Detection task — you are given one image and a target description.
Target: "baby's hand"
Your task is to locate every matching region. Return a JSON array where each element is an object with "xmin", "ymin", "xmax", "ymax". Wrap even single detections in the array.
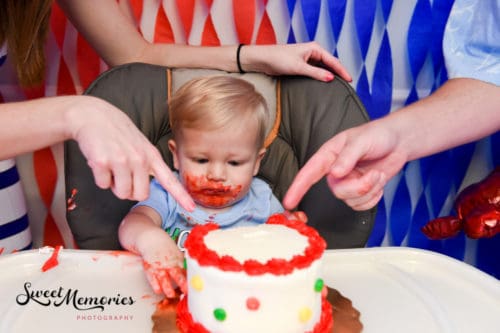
[
  {"xmin": 143, "ymin": 260, "xmax": 186, "ymax": 298},
  {"xmin": 141, "ymin": 241, "xmax": 186, "ymax": 298}
]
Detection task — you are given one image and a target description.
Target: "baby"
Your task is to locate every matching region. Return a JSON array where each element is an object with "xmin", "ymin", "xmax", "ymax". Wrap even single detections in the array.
[{"xmin": 119, "ymin": 76, "xmax": 284, "ymax": 297}]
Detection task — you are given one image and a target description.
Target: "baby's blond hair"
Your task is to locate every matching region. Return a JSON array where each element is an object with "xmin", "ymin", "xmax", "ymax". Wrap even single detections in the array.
[{"xmin": 168, "ymin": 76, "xmax": 269, "ymax": 148}]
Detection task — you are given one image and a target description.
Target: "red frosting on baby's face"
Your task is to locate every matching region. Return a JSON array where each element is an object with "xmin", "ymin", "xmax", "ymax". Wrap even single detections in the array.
[{"xmin": 184, "ymin": 174, "xmax": 242, "ymax": 209}]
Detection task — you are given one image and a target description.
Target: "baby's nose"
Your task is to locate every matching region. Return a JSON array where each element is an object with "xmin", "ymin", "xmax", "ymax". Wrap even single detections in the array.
[{"xmin": 207, "ymin": 164, "xmax": 226, "ymax": 181}]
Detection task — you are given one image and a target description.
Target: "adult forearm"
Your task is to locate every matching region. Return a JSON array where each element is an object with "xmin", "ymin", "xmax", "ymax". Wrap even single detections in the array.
[
  {"xmin": 387, "ymin": 78, "xmax": 500, "ymax": 162},
  {"xmin": 0, "ymin": 97, "xmax": 74, "ymax": 159},
  {"xmin": 57, "ymin": 0, "xmax": 238, "ymax": 70}
]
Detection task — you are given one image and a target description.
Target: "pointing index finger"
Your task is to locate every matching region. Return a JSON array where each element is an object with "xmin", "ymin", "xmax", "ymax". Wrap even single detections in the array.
[
  {"xmin": 283, "ymin": 145, "xmax": 339, "ymax": 209},
  {"xmin": 150, "ymin": 156, "xmax": 195, "ymax": 212}
]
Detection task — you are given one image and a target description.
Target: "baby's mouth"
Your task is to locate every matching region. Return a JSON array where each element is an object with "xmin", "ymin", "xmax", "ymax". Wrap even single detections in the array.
[
  {"xmin": 196, "ymin": 186, "xmax": 231, "ymax": 196},
  {"xmin": 183, "ymin": 175, "xmax": 242, "ymax": 207}
]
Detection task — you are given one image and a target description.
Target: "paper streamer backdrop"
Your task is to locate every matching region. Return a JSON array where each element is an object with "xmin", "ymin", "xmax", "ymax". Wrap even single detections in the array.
[{"xmin": 0, "ymin": 0, "xmax": 497, "ymax": 277}]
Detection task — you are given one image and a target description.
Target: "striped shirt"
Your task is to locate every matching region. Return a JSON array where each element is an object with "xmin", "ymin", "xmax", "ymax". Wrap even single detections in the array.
[{"xmin": 0, "ymin": 44, "xmax": 33, "ymax": 254}]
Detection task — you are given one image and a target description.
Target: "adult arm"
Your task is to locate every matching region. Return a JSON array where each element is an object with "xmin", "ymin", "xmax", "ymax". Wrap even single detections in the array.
[
  {"xmin": 0, "ymin": 96, "xmax": 195, "ymax": 210},
  {"xmin": 283, "ymin": 78, "xmax": 500, "ymax": 211},
  {"xmin": 56, "ymin": 0, "xmax": 351, "ymax": 82}
]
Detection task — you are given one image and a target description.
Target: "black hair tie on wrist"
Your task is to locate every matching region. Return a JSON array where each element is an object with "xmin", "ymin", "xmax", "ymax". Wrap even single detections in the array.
[{"xmin": 236, "ymin": 44, "xmax": 246, "ymax": 74}]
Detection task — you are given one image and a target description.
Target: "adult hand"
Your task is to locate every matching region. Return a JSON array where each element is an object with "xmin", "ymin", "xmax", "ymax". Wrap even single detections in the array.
[
  {"xmin": 68, "ymin": 96, "xmax": 195, "ymax": 210},
  {"xmin": 244, "ymin": 42, "xmax": 352, "ymax": 83},
  {"xmin": 282, "ymin": 120, "xmax": 407, "ymax": 211}
]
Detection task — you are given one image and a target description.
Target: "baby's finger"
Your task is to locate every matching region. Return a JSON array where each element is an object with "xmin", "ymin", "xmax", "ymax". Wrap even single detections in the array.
[
  {"xmin": 159, "ymin": 270, "xmax": 176, "ymax": 298},
  {"xmin": 144, "ymin": 269, "xmax": 162, "ymax": 294},
  {"xmin": 169, "ymin": 267, "xmax": 187, "ymax": 294}
]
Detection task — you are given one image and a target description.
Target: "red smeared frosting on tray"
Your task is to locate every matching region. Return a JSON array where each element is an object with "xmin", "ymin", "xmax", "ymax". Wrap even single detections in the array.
[
  {"xmin": 183, "ymin": 213, "xmax": 326, "ymax": 276},
  {"xmin": 41, "ymin": 245, "xmax": 62, "ymax": 272}
]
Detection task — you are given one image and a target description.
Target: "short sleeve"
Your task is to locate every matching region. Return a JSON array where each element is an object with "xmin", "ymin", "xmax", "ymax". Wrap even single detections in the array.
[
  {"xmin": 133, "ymin": 178, "xmax": 178, "ymax": 229},
  {"xmin": 443, "ymin": 0, "xmax": 500, "ymax": 85}
]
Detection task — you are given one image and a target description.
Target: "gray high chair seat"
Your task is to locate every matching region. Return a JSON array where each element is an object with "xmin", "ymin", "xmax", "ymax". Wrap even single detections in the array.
[{"xmin": 65, "ymin": 63, "xmax": 376, "ymax": 250}]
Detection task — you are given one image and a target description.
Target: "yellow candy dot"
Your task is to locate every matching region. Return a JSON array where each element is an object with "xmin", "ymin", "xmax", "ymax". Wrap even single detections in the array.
[
  {"xmin": 298, "ymin": 307, "xmax": 312, "ymax": 323},
  {"xmin": 190, "ymin": 275, "xmax": 204, "ymax": 291}
]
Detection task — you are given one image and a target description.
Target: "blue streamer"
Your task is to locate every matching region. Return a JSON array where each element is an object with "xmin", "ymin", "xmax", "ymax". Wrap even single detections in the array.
[
  {"xmin": 407, "ymin": 193, "xmax": 433, "ymax": 250},
  {"xmin": 477, "ymin": 237, "xmax": 500, "ymax": 279},
  {"xmin": 371, "ymin": 31, "xmax": 393, "ymax": 120},
  {"xmin": 0, "ymin": 54, "xmax": 6, "ymax": 67},
  {"xmin": 419, "ymin": 151, "xmax": 454, "ymax": 218},
  {"xmin": 449, "ymin": 143, "xmax": 476, "ymax": 196},
  {"xmin": 404, "ymin": 86, "xmax": 419, "ymax": 106},
  {"xmin": 491, "ymin": 132, "xmax": 500, "ymax": 167},
  {"xmin": 327, "ymin": 0, "xmax": 346, "ymax": 42},
  {"xmin": 430, "ymin": 0, "xmax": 454, "ymax": 75},
  {"xmin": 287, "ymin": 27, "xmax": 296, "ymax": 44},
  {"xmin": 367, "ymin": 200, "xmax": 387, "ymax": 247},
  {"xmin": 441, "ymin": 232, "xmax": 466, "ymax": 262},
  {"xmin": 300, "ymin": 0, "xmax": 321, "ymax": 40},
  {"xmin": 389, "ymin": 172, "xmax": 412, "ymax": 246},
  {"xmin": 355, "ymin": 67, "xmax": 372, "ymax": 114},
  {"xmin": 380, "ymin": 0, "xmax": 393, "ymax": 23},
  {"xmin": 286, "ymin": 0, "xmax": 297, "ymax": 18},
  {"xmin": 353, "ymin": 0, "xmax": 376, "ymax": 60},
  {"xmin": 406, "ymin": 0, "xmax": 432, "ymax": 80}
]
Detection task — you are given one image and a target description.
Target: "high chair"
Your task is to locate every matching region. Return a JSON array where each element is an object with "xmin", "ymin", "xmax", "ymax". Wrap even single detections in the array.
[{"xmin": 65, "ymin": 63, "xmax": 376, "ymax": 250}]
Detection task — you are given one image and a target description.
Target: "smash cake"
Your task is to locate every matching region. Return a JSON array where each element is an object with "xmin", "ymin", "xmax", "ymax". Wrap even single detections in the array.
[{"xmin": 176, "ymin": 213, "xmax": 332, "ymax": 333}]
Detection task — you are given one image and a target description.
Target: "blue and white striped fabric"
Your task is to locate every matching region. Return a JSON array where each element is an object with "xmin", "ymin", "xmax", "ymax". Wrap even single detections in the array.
[
  {"xmin": 0, "ymin": 159, "xmax": 32, "ymax": 254},
  {"xmin": 0, "ymin": 44, "xmax": 32, "ymax": 254}
]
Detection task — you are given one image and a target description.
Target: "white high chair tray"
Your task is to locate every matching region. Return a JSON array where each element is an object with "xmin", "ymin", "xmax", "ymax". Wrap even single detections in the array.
[
  {"xmin": 321, "ymin": 247, "xmax": 500, "ymax": 333},
  {"xmin": 0, "ymin": 247, "xmax": 498, "ymax": 333}
]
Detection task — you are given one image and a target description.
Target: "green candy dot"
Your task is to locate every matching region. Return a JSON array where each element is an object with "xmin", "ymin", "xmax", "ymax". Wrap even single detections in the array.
[
  {"xmin": 213, "ymin": 308, "xmax": 227, "ymax": 321},
  {"xmin": 183, "ymin": 258, "xmax": 187, "ymax": 270},
  {"xmin": 314, "ymin": 278, "xmax": 324, "ymax": 292}
]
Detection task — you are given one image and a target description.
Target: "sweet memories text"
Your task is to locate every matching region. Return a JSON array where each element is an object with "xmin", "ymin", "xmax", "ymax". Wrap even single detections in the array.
[{"xmin": 16, "ymin": 282, "xmax": 135, "ymax": 311}]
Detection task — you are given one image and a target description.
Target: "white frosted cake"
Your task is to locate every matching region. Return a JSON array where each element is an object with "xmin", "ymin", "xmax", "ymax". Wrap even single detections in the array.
[{"xmin": 176, "ymin": 213, "xmax": 332, "ymax": 333}]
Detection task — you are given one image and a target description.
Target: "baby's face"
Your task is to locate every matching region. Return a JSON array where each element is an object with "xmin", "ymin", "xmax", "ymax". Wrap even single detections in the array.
[{"xmin": 169, "ymin": 120, "xmax": 264, "ymax": 210}]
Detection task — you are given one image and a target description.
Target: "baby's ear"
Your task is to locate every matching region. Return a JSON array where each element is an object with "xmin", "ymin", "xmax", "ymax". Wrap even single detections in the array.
[
  {"xmin": 253, "ymin": 148, "xmax": 267, "ymax": 176},
  {"xmin": 168, "ymin": 139, "xmax": 180, "ymax": 170}
]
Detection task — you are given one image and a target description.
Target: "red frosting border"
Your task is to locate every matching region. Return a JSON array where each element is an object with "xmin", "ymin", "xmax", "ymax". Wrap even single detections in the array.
[
  {"xmin": 176, "ymin": 294, "xmax": 333, "ymax": 333},
  {"xmin": 183, "ymin": 214, "xmax": 327, "ymax": 276}
]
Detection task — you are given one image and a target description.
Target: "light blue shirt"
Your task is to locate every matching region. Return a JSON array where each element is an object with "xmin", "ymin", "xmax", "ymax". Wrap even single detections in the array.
[
  {"xmin": 443, "ymin": 0, "xmax": 500, "ymax": 85},
  {"xmin": 135, "ymin": 175, "xmax": 283, "ymax": 251}
]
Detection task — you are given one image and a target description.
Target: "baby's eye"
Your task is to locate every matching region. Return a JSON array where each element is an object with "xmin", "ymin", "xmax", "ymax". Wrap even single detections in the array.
[
  {"xmin": 195, "ymin": 158, "xmax": 209, "ymax": 164},
  {"xmin": 228, "ymin": 160, "xmax": 241, "ymax": 166}
]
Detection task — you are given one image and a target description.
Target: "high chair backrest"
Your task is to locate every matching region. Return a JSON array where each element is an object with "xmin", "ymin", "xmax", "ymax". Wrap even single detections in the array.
[{"xmin": 65, "ymin": 63, "xmax": 376, "ymax": 250}]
